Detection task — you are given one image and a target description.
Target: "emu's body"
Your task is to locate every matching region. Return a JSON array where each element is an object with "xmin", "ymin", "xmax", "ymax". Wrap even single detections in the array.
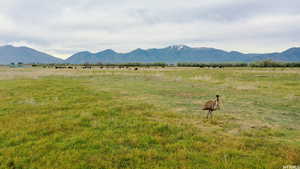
[{"xmin": 203, "ymin": 95, "xmax": 220, "ymax": 119}]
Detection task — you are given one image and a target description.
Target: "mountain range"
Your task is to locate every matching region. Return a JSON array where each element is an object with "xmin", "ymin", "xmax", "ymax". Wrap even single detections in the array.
[
  {"xmin": 0, "ymin": 45, "xmax": 64, "ymax": 64},
  {"xmin": 1, "ymin": 45, "xmax": 300, "ymax": 64}
]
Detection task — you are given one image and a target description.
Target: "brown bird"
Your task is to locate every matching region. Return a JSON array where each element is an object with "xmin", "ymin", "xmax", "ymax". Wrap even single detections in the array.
[{"xmin": 203, "ymin": 95, "xmax": 220, "ymax": 119}]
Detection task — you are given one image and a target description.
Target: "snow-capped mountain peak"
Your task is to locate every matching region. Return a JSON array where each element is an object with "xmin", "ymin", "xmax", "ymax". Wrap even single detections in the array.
[{"xmin": 168, "ymin": 45, "xmax": 189, "ymax": 50}]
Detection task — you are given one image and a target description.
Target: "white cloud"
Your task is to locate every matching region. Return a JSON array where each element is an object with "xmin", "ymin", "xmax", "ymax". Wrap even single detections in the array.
[{"xmin": 0, "ymin": 0, "xmax": 299, "ymax": 58}]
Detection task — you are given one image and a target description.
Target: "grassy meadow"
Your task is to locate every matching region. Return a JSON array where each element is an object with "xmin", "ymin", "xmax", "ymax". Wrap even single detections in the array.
[{"xmin": 0, "ymin": 67, "xmax": 299, "ymax": 169}]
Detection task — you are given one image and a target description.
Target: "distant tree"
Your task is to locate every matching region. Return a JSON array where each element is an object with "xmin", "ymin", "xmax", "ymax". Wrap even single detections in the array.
[
  {"xmin": 83, "ymin": 62, "xmax": 91, "ymax": 66},
  {"xmin": 96, "ymin": 62, "xmax": 103, "ymax": 66}
]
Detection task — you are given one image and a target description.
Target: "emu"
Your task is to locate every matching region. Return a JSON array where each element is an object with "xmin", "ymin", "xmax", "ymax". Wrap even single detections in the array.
[{"xmin": 202, "ymin": 95, "xmax": 220, "ymax": 119}]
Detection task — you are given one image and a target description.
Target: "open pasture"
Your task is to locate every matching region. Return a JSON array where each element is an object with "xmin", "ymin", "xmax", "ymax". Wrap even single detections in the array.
[{"xmin": 0, "ymin": 67, "xmax": 299, "ymax": 169}]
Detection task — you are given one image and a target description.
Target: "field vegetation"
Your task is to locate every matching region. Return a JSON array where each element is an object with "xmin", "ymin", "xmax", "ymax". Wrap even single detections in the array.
[{"xmin": 0, "ymin": 67, "xmax": 299, "ymax": 169}]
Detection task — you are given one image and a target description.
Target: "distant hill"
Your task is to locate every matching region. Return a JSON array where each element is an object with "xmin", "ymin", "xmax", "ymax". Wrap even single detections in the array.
[
  {"xmin": 66, "ymin": 45, "xmax": 300, "ymax": 64},
  {"xmin": 1, "ymin": 45, "xmax": 300, "ymax": 64},
  {"xmin": 0, "ymin": 45, "xmax": 63, "ymax": 64}
]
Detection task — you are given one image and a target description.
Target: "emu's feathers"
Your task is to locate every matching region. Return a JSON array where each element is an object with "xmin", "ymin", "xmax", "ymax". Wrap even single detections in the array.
[{"xmin": 202, "ymin": 99, "xmax": 220, "ymax": 111}]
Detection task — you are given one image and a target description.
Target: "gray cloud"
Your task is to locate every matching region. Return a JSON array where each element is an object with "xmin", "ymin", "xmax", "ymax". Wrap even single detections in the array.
[{"xmin": 0, "ymin": 0, "xmax": 299, "ymax": 58}]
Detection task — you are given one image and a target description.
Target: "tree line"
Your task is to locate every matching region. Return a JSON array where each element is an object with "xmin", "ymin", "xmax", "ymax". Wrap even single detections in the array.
[
  {"xmin": 29, "ymin": 60, "xmax": 300, "ymax": 68},
  {"xmin": 177, "ymin": 60, "xmax": 300, "ymax": 67}
]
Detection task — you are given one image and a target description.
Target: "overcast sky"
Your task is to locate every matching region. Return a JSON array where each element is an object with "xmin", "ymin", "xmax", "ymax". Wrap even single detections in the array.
[{"xmin": 0, "ymin": 0, "xmax": 299, "ymax": 58}]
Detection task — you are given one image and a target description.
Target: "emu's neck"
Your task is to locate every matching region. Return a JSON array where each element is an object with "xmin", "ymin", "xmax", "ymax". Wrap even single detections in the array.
[
  {"xmin": 212, "ymin": 99, "xmax": 219, "ymax": 110},
  {"xmin": 215, "ymin": 98, "xmax": 220, "ymax": 108}
]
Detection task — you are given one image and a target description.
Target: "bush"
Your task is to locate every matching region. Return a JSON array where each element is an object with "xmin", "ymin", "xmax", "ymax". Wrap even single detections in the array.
[{"xmin": 250, "ymin": 60, "xmax": 300, "ymax": 67}]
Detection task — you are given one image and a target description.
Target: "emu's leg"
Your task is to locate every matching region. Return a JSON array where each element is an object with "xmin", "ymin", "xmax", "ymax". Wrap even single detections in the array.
[{"xmin": 206, "ymin": 110, "xmax": 210, "ymax": 119}]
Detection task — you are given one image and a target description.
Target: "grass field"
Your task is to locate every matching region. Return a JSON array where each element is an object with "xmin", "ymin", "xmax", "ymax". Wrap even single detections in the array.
[{"xmin": 0, "ymin": 67, "xmax": 299, "ymax": 169}]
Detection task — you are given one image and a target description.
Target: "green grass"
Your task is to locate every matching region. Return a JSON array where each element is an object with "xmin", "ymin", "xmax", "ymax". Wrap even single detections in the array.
[{"xmin": 0, "ymin": 67, "xmax": 299, "ymax": 169}]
